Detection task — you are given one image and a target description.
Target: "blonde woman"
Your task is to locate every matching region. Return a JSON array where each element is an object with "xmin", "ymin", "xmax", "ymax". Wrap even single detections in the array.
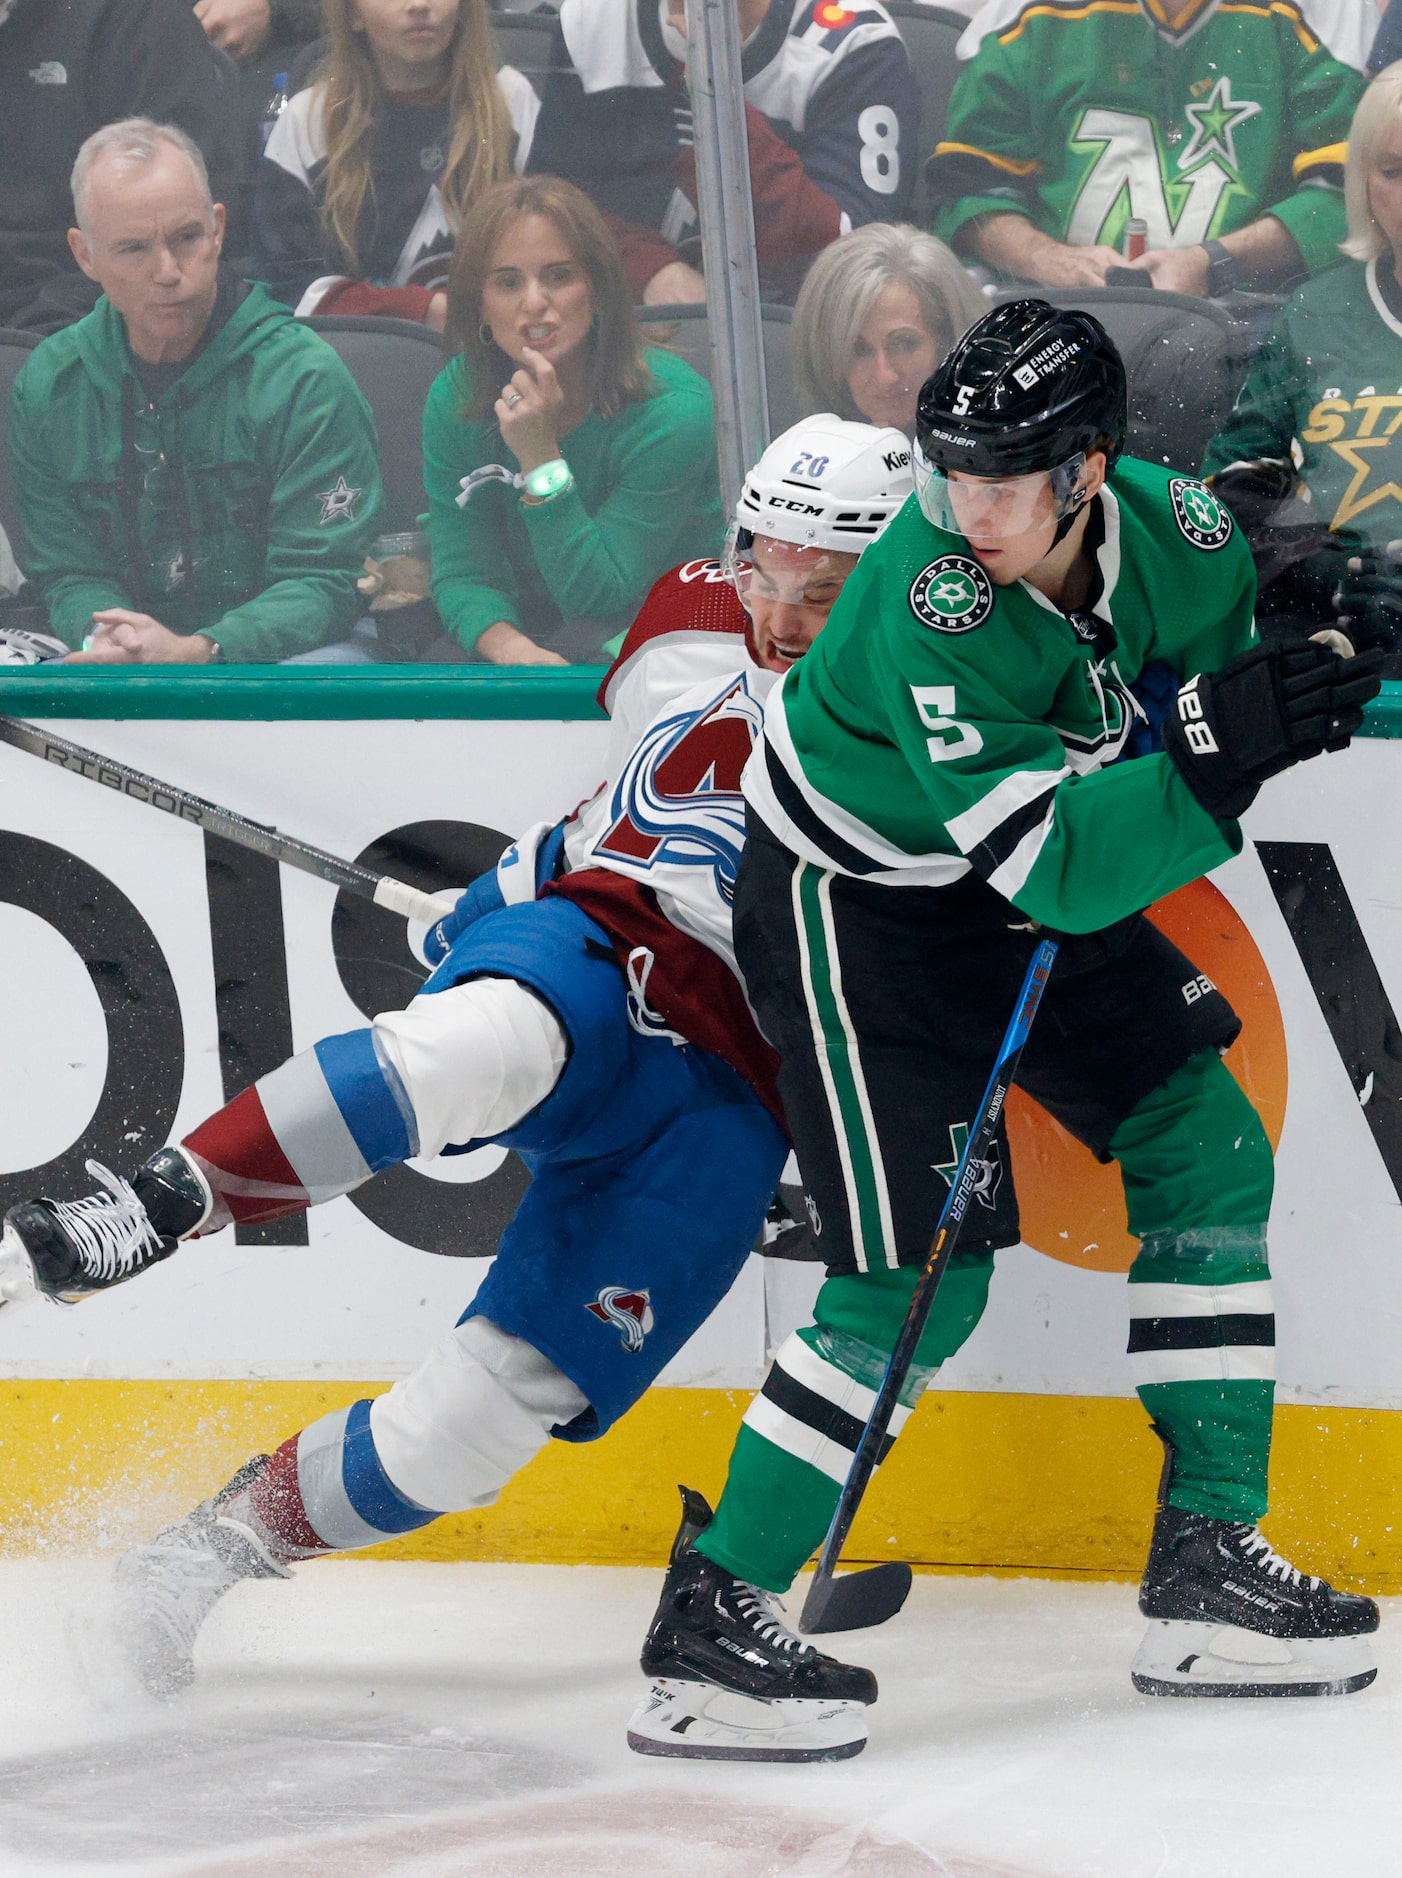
[
  {"xmin": 1203, "ymin": 62, "xmax": 1402, "ymax": 653},
  {"xmin": 424, "ymin": 176, "xmax": 722, "ymax": 664},
  {"xmin": 254, "ymin": 0, "xmax": 538, "ymax": 326},
  {"xmin": 790, "ymin": 223, "xmax": 984, "ymax": 437}
]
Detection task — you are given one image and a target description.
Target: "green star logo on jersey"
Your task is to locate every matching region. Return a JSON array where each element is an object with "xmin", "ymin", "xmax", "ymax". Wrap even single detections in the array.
[
  {"xmin": 933, "ymin": 1121, "xmax": 1003, "ymax": 1210},
  {"xmin": 909, "ymin": 555, "xmax": 994, "ymax": 634},
  {"xmin": 1178, "ymin": 77, "xmax": 1260, "ymax": 176},
  {"xmin": 1169, "ymin": 478, "xmax": 1233, "ymax": 550}
]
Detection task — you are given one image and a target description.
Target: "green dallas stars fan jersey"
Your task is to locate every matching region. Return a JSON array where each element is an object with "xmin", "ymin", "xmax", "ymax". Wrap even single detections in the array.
[
  {"xmin": 1203, "ymin": 257, "xmax": 1402, "ymax": 548},
  {"xmin": 928, "ymin": 0, "xmax": 1362, "ymax": 277},
  {"xmin": 743, "ymin": 457, "xmax": 1257, "ymax": 935}
]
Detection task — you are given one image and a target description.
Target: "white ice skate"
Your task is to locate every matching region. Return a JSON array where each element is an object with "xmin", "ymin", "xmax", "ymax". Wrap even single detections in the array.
[
  {"xmin": 115, "ymin": 1504, "xmax": 289, "ymax": 1698},
  {"xmin": 627, "ymin": 1677, "xmax": 869, "ymax": 1762}
]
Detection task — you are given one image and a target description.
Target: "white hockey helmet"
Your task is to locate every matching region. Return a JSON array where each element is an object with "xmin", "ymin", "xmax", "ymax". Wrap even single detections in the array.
[{"xmin": 730, "ymin": 415, "xmax": 914, "ymax": 557}]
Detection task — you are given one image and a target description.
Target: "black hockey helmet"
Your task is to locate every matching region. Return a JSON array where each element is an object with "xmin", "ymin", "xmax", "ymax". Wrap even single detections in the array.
[{"xmin": 915, "ymin": 299, "xmax": 1128, "ymax": 481}]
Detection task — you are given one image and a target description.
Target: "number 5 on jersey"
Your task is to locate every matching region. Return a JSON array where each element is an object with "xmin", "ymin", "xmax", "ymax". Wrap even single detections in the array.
[{"xmin": 911, "ymin": 686, "xmax": 984, "ymax": 762}]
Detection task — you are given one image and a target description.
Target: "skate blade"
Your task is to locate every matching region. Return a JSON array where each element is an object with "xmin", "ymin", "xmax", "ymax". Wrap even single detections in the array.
[
  {"xmin": 1132, "ymin": 1620, "xmax": 1378, "ymax": 1698},
  {"xmin": 626, "ymin": 1678, "xmax": 868, "ymax": 1762},
  {"xmin": 0, "ymin": 1221, "xmax": 40, "ymax": 1311}
]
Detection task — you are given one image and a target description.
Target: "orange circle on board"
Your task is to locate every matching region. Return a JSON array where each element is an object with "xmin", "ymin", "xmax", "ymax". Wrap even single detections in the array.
[{"xmin": 1007, "ymin": 877, "xmax": 1287, "ymax": 1274}]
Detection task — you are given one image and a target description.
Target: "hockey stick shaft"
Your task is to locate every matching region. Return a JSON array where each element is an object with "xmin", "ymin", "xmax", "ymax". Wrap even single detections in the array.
[
  {"xmin": 800, "ymin": 936, "xmax": 1059, "ymax": 1632},
  {"xmin": 0, "ymin": 715, "xmax": 446, "ymax": 923}
]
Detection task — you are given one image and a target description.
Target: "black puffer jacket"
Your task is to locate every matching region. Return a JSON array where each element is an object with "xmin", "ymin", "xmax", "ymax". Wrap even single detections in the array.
[{"xmin": 0, "ymin": 0, "xmax": 241, "ymax": 331}]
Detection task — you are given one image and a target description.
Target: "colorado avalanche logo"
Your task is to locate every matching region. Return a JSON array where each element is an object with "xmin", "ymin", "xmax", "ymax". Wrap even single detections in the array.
[
  {"xmin": 585, "ymin": 1286, "xmax": 655, "ymax": 1353},
  {"xmin": 596, "ymin": 675, "xmax": 763, "ymax": 904}
]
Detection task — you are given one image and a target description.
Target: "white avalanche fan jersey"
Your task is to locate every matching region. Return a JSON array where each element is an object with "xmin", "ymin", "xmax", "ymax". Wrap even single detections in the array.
[{"xmin": 548, "ymin": 559, "xmax": 783, "ymax": 1111}]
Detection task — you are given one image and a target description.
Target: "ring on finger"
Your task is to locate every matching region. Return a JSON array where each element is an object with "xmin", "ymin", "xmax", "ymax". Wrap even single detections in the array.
[{"xmin": 503, "ymin": 388, "xmax": 523, "ymax": 409}]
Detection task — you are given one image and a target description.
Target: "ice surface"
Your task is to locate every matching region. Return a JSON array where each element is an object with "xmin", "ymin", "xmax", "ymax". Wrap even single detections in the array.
[{"xmin": 0, "ymin": 1558, "xmax": 1395, "ymax": 1877}]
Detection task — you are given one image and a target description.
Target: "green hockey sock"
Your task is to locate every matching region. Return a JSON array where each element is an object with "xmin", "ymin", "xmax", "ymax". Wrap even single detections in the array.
[
  {"xmin": 1111, "ymin": 1049, "xmax": 1276, "ymax": 1523},
  {"xmin": 697, "ymin": 1250, "xmax": 994, "ymax": 1592}
]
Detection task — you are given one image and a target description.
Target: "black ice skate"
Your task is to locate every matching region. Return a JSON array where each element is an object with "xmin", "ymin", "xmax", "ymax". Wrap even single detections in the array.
[
  {"xmin": 115, "ymin": 1457, "xmax": 290, "ymax": 1698},
  {"xmin": 627, "ymin": 1486, "xmax": 877, "ymax": 1762},
  {"xmin": 0, "ymin": 1147, "xmax": 211, "ymax": 1308},
  {"xmin": 1133, "ymin": 1503, "xmax": 1379, "ymax": 1698}
]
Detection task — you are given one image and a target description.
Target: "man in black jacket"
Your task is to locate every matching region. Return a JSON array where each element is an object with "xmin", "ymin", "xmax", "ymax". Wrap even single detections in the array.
[
  {"xmin": 193, "ymin": 0, "xmax": 321, "ymax": 62},
  {"xmin": 0, "ymin": 0, "xmax": 241, "ymax": 332}
]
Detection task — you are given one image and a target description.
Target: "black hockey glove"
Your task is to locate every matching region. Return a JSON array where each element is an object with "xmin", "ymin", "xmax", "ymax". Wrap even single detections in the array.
[
  {"xmin": 1332, "ymin": 542, "xmax": 1402, "ymax": 655},
  {"xmin": 1161, "ymin": 639, "xmax": 1384, "ymax": 822},
  {"xmin": 1208, "ymin": 458, "xmax": 1331, "ymax": 590}
]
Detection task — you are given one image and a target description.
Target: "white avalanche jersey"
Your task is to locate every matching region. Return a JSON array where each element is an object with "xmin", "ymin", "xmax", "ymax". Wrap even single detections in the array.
[{"xmin": 561, "ymin": 558, "xmax": 778, "ymax": 976}]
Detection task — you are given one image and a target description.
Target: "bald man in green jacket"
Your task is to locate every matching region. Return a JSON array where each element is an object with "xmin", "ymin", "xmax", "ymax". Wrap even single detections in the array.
[{"xmin": 9, "ymin": 118, "xmax": 382, "ymax": 666}]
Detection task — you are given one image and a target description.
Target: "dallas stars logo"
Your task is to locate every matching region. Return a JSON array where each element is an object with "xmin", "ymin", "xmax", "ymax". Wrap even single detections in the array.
[
  {"xmin": 909, "ymin": 555, "xmax": 993, "ymax": 634},
  {"xmin": 1306, "ymin": 384, "xmax": 1402, "ymax": 529},
  {"xmin": 933, "ymin": 1122, "xmax": 1003, "ymax": 1211},
  {"xmin": 316, "ymin": 475, "xmax": 362, "ymax": 526},
  {"xmin": 1178, "ymin": 77, "xmax": 1260, "ymax": 176},
  {"xmin": 1169, "ymin": 477, "xmax": 1233, "ymax": 550}
]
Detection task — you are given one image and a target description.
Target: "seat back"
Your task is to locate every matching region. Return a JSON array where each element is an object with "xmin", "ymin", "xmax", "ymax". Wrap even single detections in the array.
[
  {"xmin": 884, "ymin": 0, "xmax": 968, "ymax": 224},
  {"xmin": 490, "ymin": 13, "xmax": 559, "ymax": 85},
  {"xmin": 0, "ymin": 328, "xmax": 43, "ymax": 562},
  {"xmin": 635, "ymin": 302, "xmax": 802, "ymax": 442},
  {"xmin": 304, "ymin": 316, "xmax": 447, "ymax": 534},
  {"xmin": 995, "ymin": 287, "xmax": 1253, "ymax": 473}
]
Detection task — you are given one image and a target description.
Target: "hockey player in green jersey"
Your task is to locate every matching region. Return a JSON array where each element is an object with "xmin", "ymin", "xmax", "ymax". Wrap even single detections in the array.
[
  {"xmin": 928, "ymin": 0, "xmax": 1363, "ymax": 296},
  {"xmin": 627, "ymin": 300, "xmax": 1383, "ymax": 1764}
]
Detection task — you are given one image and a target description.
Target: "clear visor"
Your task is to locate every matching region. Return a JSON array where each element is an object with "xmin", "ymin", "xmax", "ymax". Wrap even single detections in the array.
[
  {"xmin": 721, "ymin": 523, "xmax": 856, "ymax": 610},
  {"xmin": 913, "ymin": 445, "xmax": 1087, "ymax": 543}
]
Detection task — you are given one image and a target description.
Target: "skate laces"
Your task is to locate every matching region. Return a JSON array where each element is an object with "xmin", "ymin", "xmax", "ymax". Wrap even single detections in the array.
[
  {"xmin": 49, "ymin": 1161, "xmax": 163, "ymax": 1282},
  {"xmin": 734, "ymin": 1583, "xmax": 809, "ymax": 1655},
  {"xmin": 1233, "ymin": 1525, "xmax": 1317, "ymax": 1589},
  {"xmin": 123, "ymin": 1530, "xmax": 249, "ymax": 1658}
]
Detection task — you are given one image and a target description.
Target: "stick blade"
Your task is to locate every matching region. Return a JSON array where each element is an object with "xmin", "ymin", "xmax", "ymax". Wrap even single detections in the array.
[{"xmin": 799, "ymin": 1561, "xmax": 913, "ymax": 1635}]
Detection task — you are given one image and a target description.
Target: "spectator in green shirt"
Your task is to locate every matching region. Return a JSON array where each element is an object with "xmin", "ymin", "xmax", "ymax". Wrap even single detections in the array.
[
  {"xmin": 1204, "ymin": 60, "xmax": 1402, "ymax": 658},
  {"xmin": 929, "ymin": 0, "xmax": 1363, "ymax": 297},
  {"xmin": 423, "ymin": 174, "xmax": 723, "ymax": 666}
]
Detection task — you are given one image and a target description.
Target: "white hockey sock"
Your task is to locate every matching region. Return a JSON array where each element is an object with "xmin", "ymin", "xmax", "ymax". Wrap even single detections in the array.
[{"xmin": 368, "ymin": 1315, "xmax": 590, "ymax": 1513}]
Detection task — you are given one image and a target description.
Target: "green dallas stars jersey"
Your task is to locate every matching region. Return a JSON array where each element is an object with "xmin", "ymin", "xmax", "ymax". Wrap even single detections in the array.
[
  {"xmin": 742, "ymin": 457, "xmax": 1257, "ymax": 935},
  {"xmin": 1203, "ymin": 257, "xmax": 1402, "ymax": 548},
  {"xmin": 928, "ymin": 0, "xmax": 1362, "ymax": 277}
]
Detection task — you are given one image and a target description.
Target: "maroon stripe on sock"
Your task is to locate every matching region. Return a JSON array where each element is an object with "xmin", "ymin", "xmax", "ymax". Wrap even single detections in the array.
[
  {"xmin": 249, "ymin": 1435, "xmax": 331, "ymax": 1554},
  {"xmin": 183, "ymin": 1085, "xmax": 310, "ymax": 1226}
]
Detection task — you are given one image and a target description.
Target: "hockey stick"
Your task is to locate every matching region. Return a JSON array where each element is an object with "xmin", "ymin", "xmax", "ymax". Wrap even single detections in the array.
[
  {"xmin": 0, "ymin": 715, "xmax": 450, "ymax": 924},
  {"xmin": 799, "ymin": 935, "xmax": 1060, "ymax": 1636}
]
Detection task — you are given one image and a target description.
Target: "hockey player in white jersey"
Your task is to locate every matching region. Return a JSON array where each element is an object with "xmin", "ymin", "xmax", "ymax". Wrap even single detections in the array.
[{"xmin": 0, "ymin": 417, "xmax": 912, "ymax": 1699}]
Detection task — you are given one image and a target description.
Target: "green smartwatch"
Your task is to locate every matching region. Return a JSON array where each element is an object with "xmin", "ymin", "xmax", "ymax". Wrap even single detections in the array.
[{"xmin": 523, "ymin": 457, "xmax": 573, "ymax": 502}]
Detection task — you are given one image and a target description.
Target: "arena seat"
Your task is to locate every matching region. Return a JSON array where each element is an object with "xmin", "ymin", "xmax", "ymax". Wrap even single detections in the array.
[
  {"xmin": 289, "ymin": 19, "xmax": 556, "ymax": 95},
  {"xmin": 994, "ymin": 286, "xmax": 1255, "ymax": 473},
  {"xmin": 0, "ymin": 328, "xmax": 43, "ymax": 562},
  {"xmin": 635, "ymin": 303, "xmax": 802, "ymax": 441},
  {"xmin": 490, "ymin": 12, "xmax": 560, "ymax": 85},
  {"xmin": 303, "ymin": 315, "xmax": 447, "ymax": 535},
  {"xmin": 884, "ymin": 0, "xmax": 968, "ymax": 225}
]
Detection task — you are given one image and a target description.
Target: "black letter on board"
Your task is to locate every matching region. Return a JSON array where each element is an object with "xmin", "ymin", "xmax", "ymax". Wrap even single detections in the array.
[
  {"xmin": 0, "ymin": 832, "xmax": 182, "ymax": 1209},
  {"xmin": 1256, "ymin": 839, "xmax": 1402, "ymax": 1199},
  {"xmin": 331, "ymin": 820, "xmax": 531, "ymax": 1256},
  {"xmin": 203, "ymin": 831, "xmax": 308, "ymax": 1246}
]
